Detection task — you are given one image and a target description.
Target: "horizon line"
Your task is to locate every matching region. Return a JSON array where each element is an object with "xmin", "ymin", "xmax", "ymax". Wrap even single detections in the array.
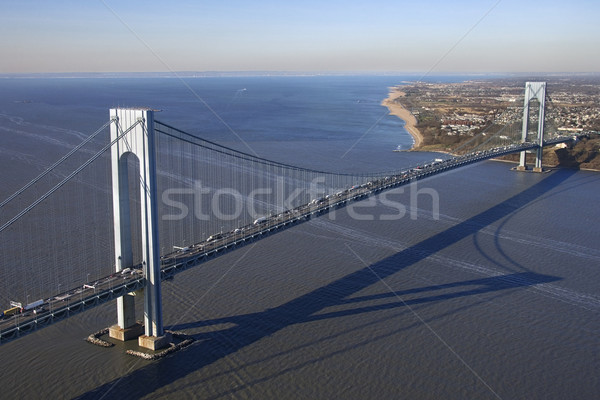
[{"xmin": 2, "ymin": 71, "xmax": 600, "ymax": 79}]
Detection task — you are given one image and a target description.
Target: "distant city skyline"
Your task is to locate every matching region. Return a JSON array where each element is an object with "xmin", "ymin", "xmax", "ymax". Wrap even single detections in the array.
[{"xmin": 1, "ymin": 0, "xmax": 599, "ymax": 74}]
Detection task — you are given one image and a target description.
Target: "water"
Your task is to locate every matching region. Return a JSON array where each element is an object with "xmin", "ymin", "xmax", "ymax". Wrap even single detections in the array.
[{"xmin": 0, "ymin": 77, "xmax": 599, "ymax": 399}]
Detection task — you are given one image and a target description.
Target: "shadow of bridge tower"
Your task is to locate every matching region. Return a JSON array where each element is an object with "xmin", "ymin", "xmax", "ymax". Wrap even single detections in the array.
[{"xmin": 75, "ymin": 155, "xmax": 576, "ymax": 400}]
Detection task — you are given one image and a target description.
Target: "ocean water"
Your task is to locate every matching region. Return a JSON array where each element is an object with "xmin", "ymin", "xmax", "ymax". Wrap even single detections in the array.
[{"xmin": 0, "ymin": 76, "xmax": 599, "ymax": 399}]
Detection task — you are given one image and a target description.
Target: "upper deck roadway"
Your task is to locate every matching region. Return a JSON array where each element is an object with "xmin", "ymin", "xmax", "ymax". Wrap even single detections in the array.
[{"xmin": 0, "ymin": 136, "xmax": 576, "ymax": 343}]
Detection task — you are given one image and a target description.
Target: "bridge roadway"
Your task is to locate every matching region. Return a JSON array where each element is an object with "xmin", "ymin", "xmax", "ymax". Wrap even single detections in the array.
[{"xmin": 0, "ymin": 137, "xmax": 575, "ymax": 343}]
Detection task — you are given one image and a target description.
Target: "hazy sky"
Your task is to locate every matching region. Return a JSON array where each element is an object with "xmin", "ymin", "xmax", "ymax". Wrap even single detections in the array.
[{"xmin": 1, "ymin": 0, "xmax": 599, "ymax": 74}]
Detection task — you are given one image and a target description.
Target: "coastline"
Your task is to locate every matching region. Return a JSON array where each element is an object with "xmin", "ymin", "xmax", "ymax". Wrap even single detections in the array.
[{"xmin": 381, "ymin": 87, "xmax": 423, "ymax": 149}]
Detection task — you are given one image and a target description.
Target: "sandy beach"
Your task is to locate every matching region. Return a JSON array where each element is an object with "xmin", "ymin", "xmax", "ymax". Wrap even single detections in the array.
[{"xmin": 381, "ymin": 87, "xmax": 423, "ymax": 149}]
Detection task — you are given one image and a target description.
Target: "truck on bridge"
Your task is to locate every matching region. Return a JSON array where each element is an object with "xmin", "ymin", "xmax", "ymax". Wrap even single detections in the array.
[{"xmin": 24, "ymin": 299, "xmax": 44, "ymax": 311}]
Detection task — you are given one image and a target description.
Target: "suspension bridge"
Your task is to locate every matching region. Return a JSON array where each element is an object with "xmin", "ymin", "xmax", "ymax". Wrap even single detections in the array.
[{"xmin": 0, "ymin": 82, "xmax": 579, "ymax": 347}]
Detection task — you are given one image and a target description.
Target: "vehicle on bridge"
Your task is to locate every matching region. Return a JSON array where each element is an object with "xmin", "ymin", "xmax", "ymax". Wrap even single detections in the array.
[
  {"xmin": 2, "ymin": 306, "xmax": 21, "ymax": 318},
  {"xmin": 207, "ymin": 233, "xmax": 227, "ymax": 242},
  {"xmin": 24, "ymin": 299, "xmax": 43, "ymax": 312}
]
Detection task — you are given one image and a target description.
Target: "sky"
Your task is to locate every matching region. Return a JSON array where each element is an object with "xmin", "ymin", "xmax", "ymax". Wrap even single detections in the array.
[{"xmin": 1, "ymin": 0, "xmax": 599, "ymax": 74}]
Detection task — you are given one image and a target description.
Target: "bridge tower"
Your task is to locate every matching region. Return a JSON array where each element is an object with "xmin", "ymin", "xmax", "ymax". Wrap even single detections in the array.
[
  {"xmin": 518, "ymin": 82, "xmax": 546, "ymax": 172},
  {"xmin": 108, "ymin": 108, "xmax": 170, "ymax": 350}
]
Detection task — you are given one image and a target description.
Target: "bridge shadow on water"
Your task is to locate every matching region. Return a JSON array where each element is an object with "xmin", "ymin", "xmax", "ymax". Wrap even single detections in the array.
[{"xmin": 76, "ymin": 168, "xmax": 576, "ymax": 400}]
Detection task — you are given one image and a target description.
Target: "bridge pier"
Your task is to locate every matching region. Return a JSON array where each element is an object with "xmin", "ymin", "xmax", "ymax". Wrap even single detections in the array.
[
  {"xmin": 109, "ymin": 108, "xmax": 169, "ymax": 350},
  {"xmin": 518, "ymin": 82, "xmax": 546, "ymax": 172},
  {"xmin": 109, "ymin": 295, "xmax": 143, "ymax": 341}
]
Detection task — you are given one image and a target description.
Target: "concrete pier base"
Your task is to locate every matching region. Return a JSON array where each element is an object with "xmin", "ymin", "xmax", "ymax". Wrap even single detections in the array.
[
  {"xmin": 516, "ymin": 165, "xmax": 528, "ymax": 171},
  {"xmin": 109, "ymin": 323, "xmax": 144, "ymax": 341},
  {"xmin": 533, "ymin": 167, "xmax": 543, "ymax": 173},
  {"xmin": 139, "ymin": 332, "xmax": 172, "ymax": 351}
]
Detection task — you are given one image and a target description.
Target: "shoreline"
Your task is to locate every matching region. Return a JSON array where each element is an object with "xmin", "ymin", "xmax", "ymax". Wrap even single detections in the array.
[{"xmin": 381, "ymin": 87, "xmax": 423, "ymax": 149}]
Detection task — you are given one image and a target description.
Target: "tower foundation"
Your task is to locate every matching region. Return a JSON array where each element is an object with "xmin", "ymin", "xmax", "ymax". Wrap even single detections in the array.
[
  {"xmin": 138, "ymin": 332, "xmax": 173, "ymax": 351},
  {"xmin": 109, "ymin": 323, "xmax": 144, "ymax": 341}
]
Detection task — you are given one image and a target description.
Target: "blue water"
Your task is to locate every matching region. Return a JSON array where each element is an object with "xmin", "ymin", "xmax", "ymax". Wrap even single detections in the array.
[
  {"xmin": 0, "ymin": 76, "xmax": 598, "ymax": 400},
  {"xmin": 0, "ymin": 75, "xmax": 443, "ymax": 173},
  {"xmin": 1, "ymin": 76, "xmax": 412, "ymax": 143}
]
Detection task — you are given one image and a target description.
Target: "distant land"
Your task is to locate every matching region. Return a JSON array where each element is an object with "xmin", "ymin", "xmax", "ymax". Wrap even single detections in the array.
[
  {"xmin": 384, "ymin": 77, "xmax": 600, "ymax": 170},
  {"xmin": 2, "ymin": 71, "xmax": 600, "ymax": 79}
]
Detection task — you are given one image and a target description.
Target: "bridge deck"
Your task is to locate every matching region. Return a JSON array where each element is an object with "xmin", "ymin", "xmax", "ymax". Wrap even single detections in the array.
[{"xmin": 0, "ymin": 136, "xmax": 575, "ymax": 343}]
